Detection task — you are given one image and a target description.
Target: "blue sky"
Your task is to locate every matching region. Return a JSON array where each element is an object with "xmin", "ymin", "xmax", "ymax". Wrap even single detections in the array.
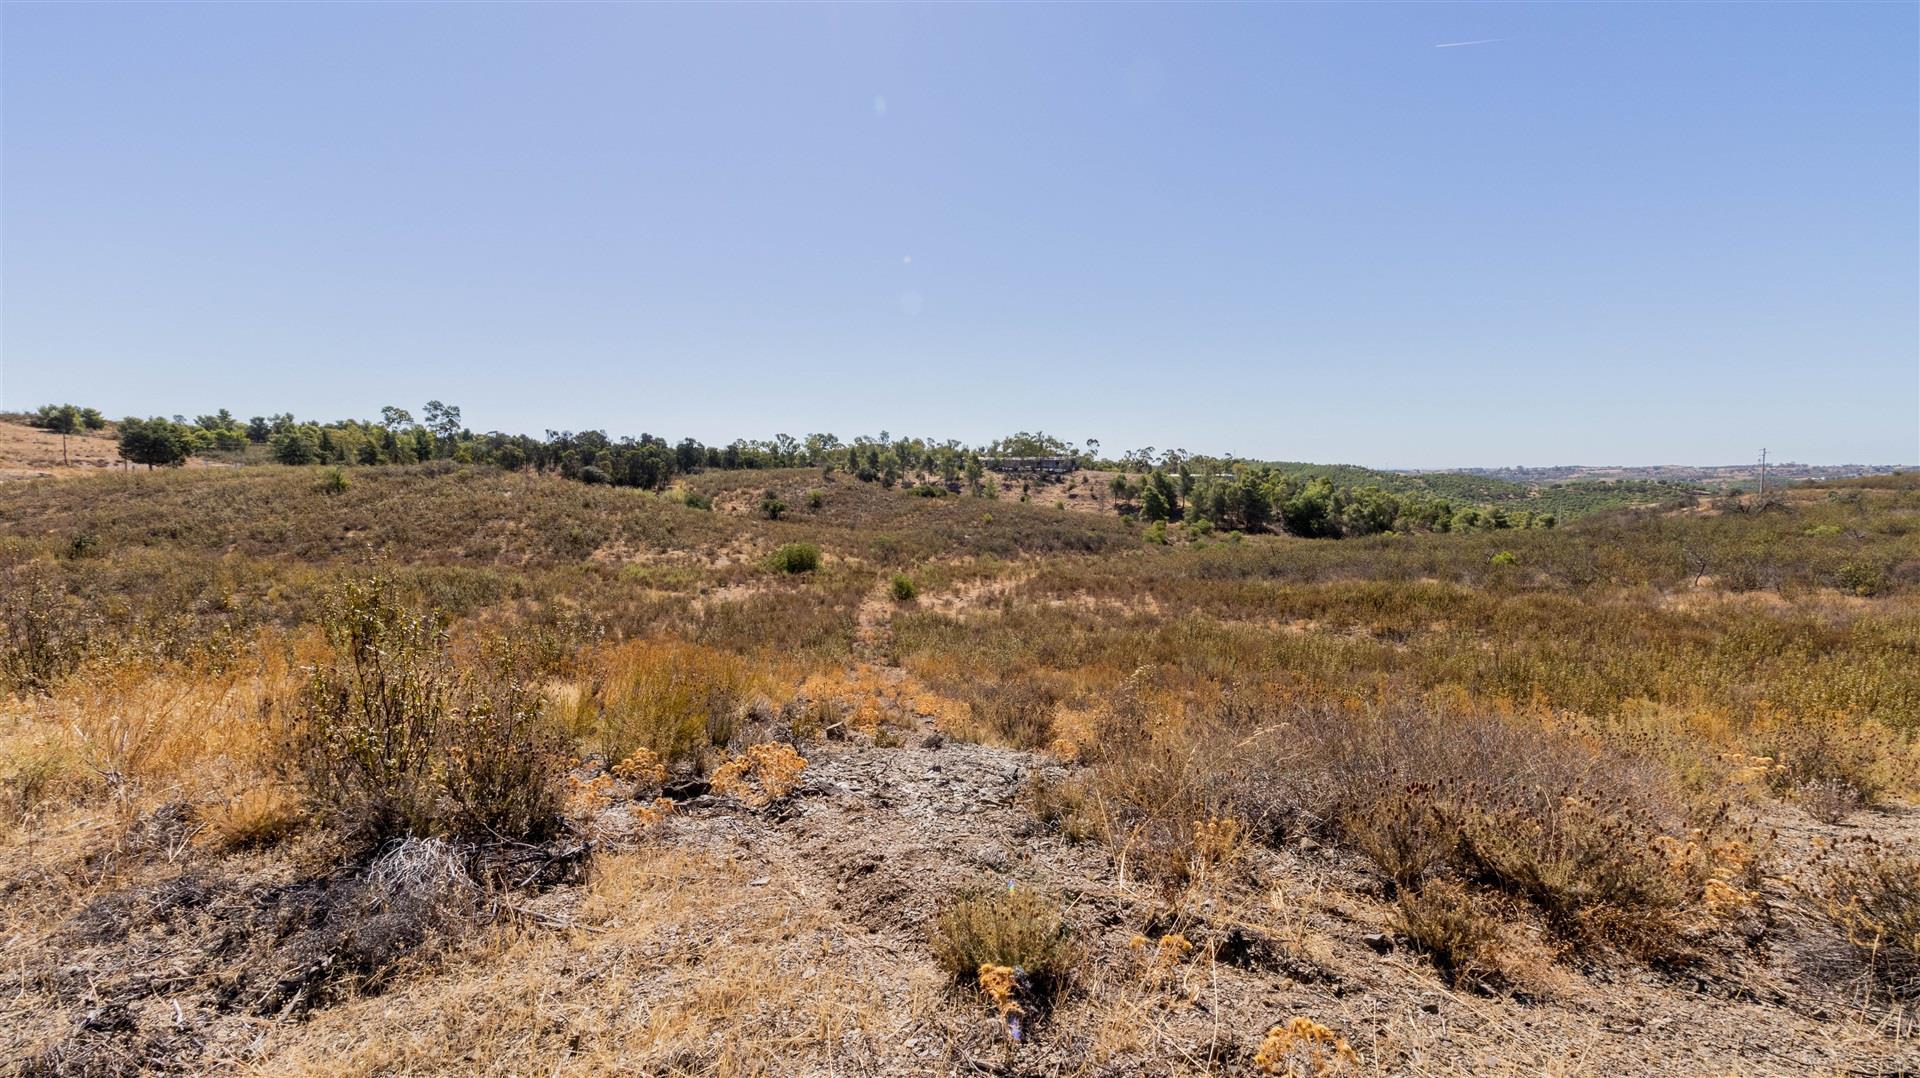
[{"xmin": 3, "ymin": 3, "xmax": 1914, "ymax": 466}]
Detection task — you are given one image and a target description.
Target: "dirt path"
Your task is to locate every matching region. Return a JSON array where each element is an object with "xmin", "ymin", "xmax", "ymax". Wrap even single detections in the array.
[{"xmin": 852, "ymin": 582, "xmax": 896, "ymax": 666}]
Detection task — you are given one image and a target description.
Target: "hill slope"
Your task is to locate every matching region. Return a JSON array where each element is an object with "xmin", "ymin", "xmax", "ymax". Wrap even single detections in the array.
[{"xmin": 1, "ymin": 465, "xmax": 1916, "ymax": 1074}]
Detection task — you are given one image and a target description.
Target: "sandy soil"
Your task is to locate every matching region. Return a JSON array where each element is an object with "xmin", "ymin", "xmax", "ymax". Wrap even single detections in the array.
[{"xmin": 0, "ymin": 421, "xmax": 231, "ymax": 482}]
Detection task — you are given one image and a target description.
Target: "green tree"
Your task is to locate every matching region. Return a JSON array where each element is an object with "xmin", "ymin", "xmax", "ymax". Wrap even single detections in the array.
[
  {"xmin": 271, "ymin": 425, "xmax": 323, "ymax": 465},
  {"xmin": 1140, "ymin": 479, "xmax": 1170, "ymax": 522},
  {"xmin": 1141, "ymin": 470, "xmax": 1178, "ymax": 522},
  {"xmin": 40, "ymin": 404, "xmax": 80, "ymax": 465},
  {"xmin": 422, "ymin": 400, "xmax": 463, "ymax": 448},
  {"xmin": 117, "ymin": 417, "xmax": 195, "ymax": 469}
]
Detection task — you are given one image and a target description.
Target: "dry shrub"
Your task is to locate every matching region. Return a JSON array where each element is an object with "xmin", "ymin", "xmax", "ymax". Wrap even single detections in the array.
[
  {"xmin": 1453, "ymin": 790, "xmax": 1708, "ymax": 954},
  {"xmin": 1078, "ymin": 693, "xmax": 1749, "ymax": 959},
  {"xmin": 610, "ymin": 746, "xmax": 668, "ymax": 789},
  {"xmin": 1022, "ymin": 771, "xmax": 1100, "ymax": 842},
  {"xmin": 1127, "ymin": 931, "xmax": 1196, "ymax": 980},
  {"xmin": 200, "ymin": 782, "xmax": 303, "ymax": 849},
  {"xmin": 795, "ymin": 663, "xmax": 938, "ymax": 738},
  {"xmin": 1392, "ymin": 880, "xmax": 1506, "ymax": 988},
  {"xmin": 1797, "ymin": 779, "xmax": 1863, "ymax": 825},
  {"xmin": 284, "ymin": 576, "xmax": 569, "ymax": 847},
  {"xmin": 1753, "ymin": 714, "xmax": 1897, "ymax": 811},
  {"xmin": 558, "ymin": 639, "xmax": 760, "ymax": 772},
  {"xmin": 0, "ymin": 564, "xmax": 97, "ymax": 695},
  {"xmin": 1190, "ymin": 815, "xmax": 1248, "ymax": 876},
  {"xmin": 968, "ymin": 676, "xmax": 1061, "ymax": 750},
  {"xmin": 1252, "ymin": 1016, "xmax": 1358, "ymax": 1074},
  {"xmin": 1312, "ymin": 707, "xmax": 1752, "ymax": 957},
  {"xmin": 1099, "ymin": 759, "xmax": 1247, "ymax": 890},
  {"xmin": 1347, "ymin": 779, "xmax": 1716, "ymax": 958},
  {"xmin": 1801, "ymin": 838, "xmax": 1920, "ymax": 998},
  {"xmin": 709, "ymin": 742, "xmax": 807, "ymax": 806},
  {"xmin": 930, "ymin": 884, "xmax": 1076, "ymax": 999},
  {"xmin": 1343, "ymin": 788, "xmax": 1459, "ymax": 892}
]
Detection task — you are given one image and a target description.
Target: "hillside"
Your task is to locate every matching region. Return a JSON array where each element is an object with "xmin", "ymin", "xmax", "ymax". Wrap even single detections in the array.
[
  {"xmin": 1, "ymin": 464, "xmax": 1917, "ymax": 1075},
  {"xmin": 0, "ymin": 420, "xmax": 236, "ymax": 483}
]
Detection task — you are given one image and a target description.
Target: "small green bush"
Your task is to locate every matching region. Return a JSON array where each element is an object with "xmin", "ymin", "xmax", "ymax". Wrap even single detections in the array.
[
  {"xmin": 768, "ymin": 542, "xmax": 820, "ymax": 574},
  {"xmin": 1490, "ymin": 550, "xmax": 1518, "ymax": 566},
  {"xmin": 1838, "ymin": 561, "xmax": 1888, "ymax": 596},
  {"xmin": 317, "ymin": 467, "xmax": 351, "ymax": 495},
  {"xmin": 759, "ymin": 490, "xmax": 787, "ymax": 520},
  {"xmin": 806, "ymin": 489, "xmax": 825, "ymax": 510},
  {"xmin": 889, "ymin": 573, "xmax": 918, "ymax": 602}
]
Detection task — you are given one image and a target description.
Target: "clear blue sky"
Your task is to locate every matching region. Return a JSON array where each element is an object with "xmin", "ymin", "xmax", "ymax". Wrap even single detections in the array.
[{"xmin": 3, "ymin": 3, "xmax": 1915, "ymax": 467}]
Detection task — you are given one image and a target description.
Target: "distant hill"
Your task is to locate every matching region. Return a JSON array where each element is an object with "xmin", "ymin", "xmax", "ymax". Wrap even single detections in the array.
[
  {"xmin": 1432, "ymin": 462, "xmax": 1909, "ymax": 487},
  {"xmin": 1254, "ymin": 460, "xmax": 1701, "ymax": 519}
]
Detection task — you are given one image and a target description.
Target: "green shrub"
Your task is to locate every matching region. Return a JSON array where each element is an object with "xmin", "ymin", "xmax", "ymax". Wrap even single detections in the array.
[
  {"xmin": 317, "ymin": 467, "xmax": 351, "ymax": 495},
  {"xmin": 759, "ymin": 490, "xmax": 787, "ymax": 520},
  {"xmin": 806, "ymin": 489, "xmax": 825, "ymax": 510},
  {"xmin": 889, "ymin": 573, "xmax": 918, "ymax": 602},
  {"xmin": 767, "ymin": 542, "xmax": 820, "ymax": 574},
  {"xmin": 1838, "ymin": 561, "xmax": 1889, "ymax": 596},
  {"xmin": 1490, "ymin": 550, "xmax": 1518, "ymax": 566}
]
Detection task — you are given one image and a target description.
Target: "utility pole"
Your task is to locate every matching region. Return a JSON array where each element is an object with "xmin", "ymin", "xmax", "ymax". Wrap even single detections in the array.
[{"xmin": 1758, "ymin": 448, "xmax": 1768, "ymax": 495}]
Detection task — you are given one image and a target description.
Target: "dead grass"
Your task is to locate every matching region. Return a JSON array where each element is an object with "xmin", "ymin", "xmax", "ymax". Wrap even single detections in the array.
[
  {"xmin": 247, "ymin": 848, "xmax": 944, "ymax": 1076},
  {"xmin": 0, "ymin": 462, "xmax": 1915, "ymax": 1074}
]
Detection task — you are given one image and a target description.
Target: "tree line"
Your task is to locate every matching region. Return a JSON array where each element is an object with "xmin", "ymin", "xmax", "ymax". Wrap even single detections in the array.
[
  {"xmin": 23, "ymin": 402, "xmax": 1549, "ymax": 537},
  {"xmin": 1109, "ymin": 468, "xmax": 1553, "ymax": 538}
]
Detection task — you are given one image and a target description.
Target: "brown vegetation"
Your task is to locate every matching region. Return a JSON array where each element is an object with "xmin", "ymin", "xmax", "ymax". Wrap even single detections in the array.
[{"xmin": 1, "ymin": 462, "xmax": 1916, "ymax": 1073}]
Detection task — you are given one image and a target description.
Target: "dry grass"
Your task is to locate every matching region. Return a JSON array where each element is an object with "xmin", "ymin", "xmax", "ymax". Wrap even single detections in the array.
[
  {"xmin": 0, "ymin": 463, "xmax": 1915, "ymax": 1074},
  {"xmin": 1801, "ymin": 837, "xmax": 1920, "ymax": 999},
  {"xmin": 246, "ymin": 848, "xmax": 945, "ymax": 1076},
  {"xmin": 549, "ymin": 638, "xmax": 775, "ymax": 772}
]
